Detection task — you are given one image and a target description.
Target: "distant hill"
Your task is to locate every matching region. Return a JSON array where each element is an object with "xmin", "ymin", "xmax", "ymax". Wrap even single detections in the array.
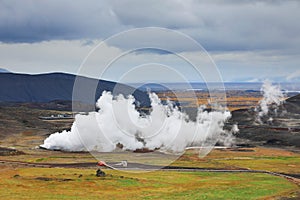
[
  {"xmin": 0, "ymin": 72, "xmax": 150, "ymax": 109},
  {"xmin": 284, "ymin": 93, "xmax": 300, "ymax": 114}
]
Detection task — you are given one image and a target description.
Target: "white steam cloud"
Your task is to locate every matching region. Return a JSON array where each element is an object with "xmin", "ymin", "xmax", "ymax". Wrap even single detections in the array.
[
  {"xmin": 256, "ymin": 80, "xmax": 285, "ymax": 122},
  {"xmin": 41, "ymin": 91, "xmax": 233, "ymax": 153}
]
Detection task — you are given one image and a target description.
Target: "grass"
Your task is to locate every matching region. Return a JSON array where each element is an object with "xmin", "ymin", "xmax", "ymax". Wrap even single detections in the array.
[
  {"xmin": 0, "ymin": 147, "xmax": 299, "ymax": 199},
  {"xmin": 0, "ymin": 167, "xmax": 298, "ymax": 199},
  {"xmin": 172, "ymin": 147, "xmax": 300, "ymax": 174},
  {"xmin": 3, "ymin": 147, "xmax": 299, "ymax": 174}
]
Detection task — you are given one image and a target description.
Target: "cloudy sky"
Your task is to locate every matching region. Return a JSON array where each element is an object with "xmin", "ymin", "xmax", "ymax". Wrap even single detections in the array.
[{"xmin": 0, "ymin": 0, "xmax": 299, "ymax": 82}]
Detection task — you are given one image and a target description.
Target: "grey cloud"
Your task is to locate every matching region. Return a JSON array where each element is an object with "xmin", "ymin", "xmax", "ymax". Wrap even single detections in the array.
[
  {"xmin": 0, "ymin": 0, "xmax": 126, "ymax": 42},
  {"xmin": 110, "ymin": 0, "xmax": 300, "ymax": 52},
  {"xmin": 0, "ymin": 0, "xmax": 299, "ymax": 52}
]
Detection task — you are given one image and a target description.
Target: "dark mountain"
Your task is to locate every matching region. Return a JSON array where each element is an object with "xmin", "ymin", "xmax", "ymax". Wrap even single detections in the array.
[
  {"xmin": 284, "ymin": 94, "xmax": 300, "ymax": 114},
  {"xmin": 0, "ymin": 72, "xmax": 150, "ymax": 110}
]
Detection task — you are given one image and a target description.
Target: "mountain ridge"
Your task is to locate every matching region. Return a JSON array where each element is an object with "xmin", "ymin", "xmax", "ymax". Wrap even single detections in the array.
[{"xmin": 0, "ymin": 72, "xmax": 150, "ymax": 107}]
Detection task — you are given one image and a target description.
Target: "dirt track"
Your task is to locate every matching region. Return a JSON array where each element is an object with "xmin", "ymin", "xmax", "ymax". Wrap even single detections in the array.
[{"xmin": 1, "ymin": 159, "xmax": 299, "ymax": 185}]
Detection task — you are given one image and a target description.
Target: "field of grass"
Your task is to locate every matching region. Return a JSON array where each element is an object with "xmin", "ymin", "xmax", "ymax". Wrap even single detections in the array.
[
  {"xmin": 0, "ymin": 147, "xmax": 299, "ymax": 199},
  {"xmin": 1, "ymin": 147, "xmax": 299, "ymax": 174},
  {"xmin": 2, "ymin": 147, "xmax": 299, "ymax": 174},
  {"xmin": 173, "ymin": 148, "xmax": 300, "ymax": 174},
  {"xmin": 0, "ymin": 167, "xmax": 298, "ymax": 200}
]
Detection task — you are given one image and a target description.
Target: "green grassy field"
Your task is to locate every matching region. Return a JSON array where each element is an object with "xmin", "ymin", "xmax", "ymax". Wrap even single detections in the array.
[
  {"xmin": 173, "ymin": 148, "xmax": 300, "ymax": 174},
  {"xmin": 0, "ymin": 167, "xmax": 298, "ymax": 200},
  {"xmin": 3, "ymin": 147, "xmax": 299, "ymax": 174},
  {"xmin": 0, "ymin": 147, "xmax": 299, "ymax": 199}
]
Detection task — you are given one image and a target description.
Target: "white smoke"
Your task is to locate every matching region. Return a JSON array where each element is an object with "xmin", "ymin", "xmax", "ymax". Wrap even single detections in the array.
[
  {"xmin": 41, "ymin": 91, "xmax": 233, "ymax": 153},
  {"xmin": 217, "ymin": 124, "xmax": 239, "ymax": 147},
  {"xmin": 256, "ymin": 80, "xmax": 285, "ymax": 122}
]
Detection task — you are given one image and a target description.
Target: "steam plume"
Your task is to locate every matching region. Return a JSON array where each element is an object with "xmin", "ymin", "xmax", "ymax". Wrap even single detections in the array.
[
  {"xmin": 256, "ymin": 80, "xmax": 285, "ymax": 123},
  {"xmin": 41, "ymin": 91, "xmax": 232, "ymax": 153}
]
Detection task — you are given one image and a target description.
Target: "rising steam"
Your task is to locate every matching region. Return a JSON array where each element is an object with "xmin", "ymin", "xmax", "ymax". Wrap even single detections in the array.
[
  {"xmin": 256, "ymin": 80, "xmax": 285, "ymax": 123},
  {"xmin": 41, "ymin": 91, "xmax": 233, "ymax": 153}
]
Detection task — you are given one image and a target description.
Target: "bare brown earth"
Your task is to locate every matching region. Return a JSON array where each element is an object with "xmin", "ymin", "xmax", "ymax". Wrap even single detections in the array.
[
  {"xmin": 156, "ymin": 90, "xmax": 263, "ymax": 111},
  {"xmin": 0, "ymin": 105, "xmax": 73, "ymax": 140}
]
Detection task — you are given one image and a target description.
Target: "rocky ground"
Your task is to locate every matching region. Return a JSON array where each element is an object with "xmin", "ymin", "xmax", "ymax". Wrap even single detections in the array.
[{"xmin": 229, "ymin": 94, "xmax": 300, "ymax": 149}]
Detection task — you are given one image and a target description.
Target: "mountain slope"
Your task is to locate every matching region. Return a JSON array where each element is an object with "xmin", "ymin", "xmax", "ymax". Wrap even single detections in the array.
[
  {"xmin": 230, "ymin": 94, "xmax": 300, "ymax": 148},
  {"xmin": 0, "ymin": 72, "xmax": 150, "ymax": 107}
]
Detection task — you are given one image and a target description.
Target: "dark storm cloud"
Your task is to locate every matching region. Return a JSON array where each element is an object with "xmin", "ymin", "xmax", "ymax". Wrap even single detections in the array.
[
  {"xmin": 0, "ymin": 0, "xmax": 126, "ymax": 42},
  {"xmin": 0, "ymin": 0, "xmax": 299, "ymax": 52}
]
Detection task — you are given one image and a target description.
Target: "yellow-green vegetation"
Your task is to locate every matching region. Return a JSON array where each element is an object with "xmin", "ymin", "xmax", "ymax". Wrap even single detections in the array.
[
  {"xmin": 0, "ymin": 167, "xmax": 298, "ymax": 200},
  {"xmin": 1, "ymin": 147, "xmax": 299, "ymax": 174},
  {"xmin": 3, "ymin": 147, "xmax": 299, "ymax": 174},
  {"xmin": 173, "ymin": 148, "xmax": 300, "ymax": 174},
  {"xmin": 0, "ymin": 147, "xmax": 299, "ymax": 199}
]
